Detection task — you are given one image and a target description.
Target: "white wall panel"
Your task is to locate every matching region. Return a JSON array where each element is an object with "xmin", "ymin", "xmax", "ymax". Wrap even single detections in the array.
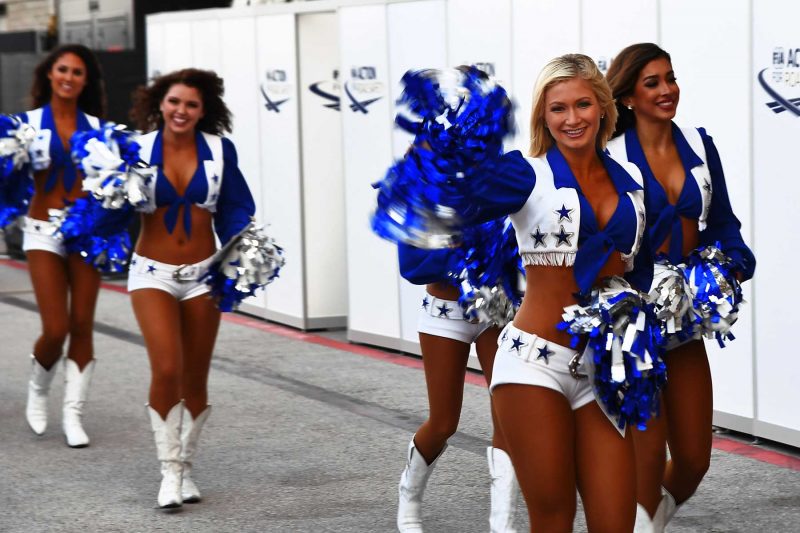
[
  {"xmin": 191, "ymin": 19, "xmax": 222, "ymax": 73},
  {"xmin": 297, "ymin": 12, "xmax": 348, "ymax": 323},
  {"xmin": 219, "ymin": 17, "xmax": 264, "ymax": 311},
  {"xmin": 339, "ymin": 5, "xmax": 400, "ymax": 340},
  {"xmin": 510, "ymin": 0, "xmax": 580, "ymax": 153},
  {"xmin": 254, "ymin": 13, "xmax": 305, "ymax": 321},
  {"xmin": 447, "ymin": 0, "xmax": 512, "ymax": 85},
  {"xmin": 162, "ymin": 21, "xmax": 193, "ymax": 73},
  {"xmin": 388, "ymin": 0, "xmax": 448, "ymax": 347},
  {"xmin": 752, "ymin": 0, "xmax": 800, "ymax": 444},
  {"xmin": 145, "ymin": 21, "xmax": 164, "ymax": 80},
  {"xmin": 661, "ymin": 0, "xmax": 755, "ymax": 426},
  {"xmin": 581, "ymin": 0, "xmax": 658, "ymax": 74}
]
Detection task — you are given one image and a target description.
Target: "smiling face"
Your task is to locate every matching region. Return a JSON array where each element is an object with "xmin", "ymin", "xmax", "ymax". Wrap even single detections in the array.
[
  {"xmin": 47, "ymin": 52, "xmax": 87, "ymax": 102},
  {"xmin": 159, "ymin": 83, "xmax": 204, "ymax": 136},
  {"xmin": 542, "ymin": 77, "xmax": 602, "ymax": 155},
  {"xmin": 625, "ymin": 57, "xmax": 679, "ymax": 123}
]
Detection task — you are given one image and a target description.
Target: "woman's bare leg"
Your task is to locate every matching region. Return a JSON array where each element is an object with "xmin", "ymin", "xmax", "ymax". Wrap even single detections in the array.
[
  {"xmin": 493, "ymin": 384, "xmax": 576, "ymax": 532},
  {"xmin": 27, "ymin": 250, "xmax": 70, "ymax": 368},
  {"xmin": 131, "ymin": 289, "xmax": 183, "ymax": 418},
  {"xmin": 413, "ymin": 333, "xmax": 471, "ymax": 463},
  {"xmin": 474, "ymin": 327, "xmax": 506, "ymax": 449},
  {"xmin": 575, "ymin": 401, "xmax": 637, "ymax": 533},
  {"xmin": 662, "ymin": 340, "xmax": 713, "ymax": 504},
  {"xmin": 179, "ymin": 294, "xmax": 221, "ymax": 418},
  {"xmin": 65, "ymin": 254, "xmax": 101, "ymax": 369},
  {"xmin": 631, "ymin": 396, "xmax": 668, "ymax": 516}
]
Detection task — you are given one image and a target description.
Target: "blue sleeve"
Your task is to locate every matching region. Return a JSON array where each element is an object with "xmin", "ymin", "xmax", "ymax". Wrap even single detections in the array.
[
  {"xmin": 214, "ymin": 137, "xmax": 256, "ymax": 245},
  {"xmin": 397, "ymin": 243, "xmax": 459, "ymax": 285},
  {"xmin": 17, "ymin": 112, "xmax": 29, "ymax": 124},
  {"xmin": 696, "ymin": 130, "xmax": 756, "ymax": 280},
  {"xmin": 416, "ymin": 148, "xmax": 535, "ymax": 224}
]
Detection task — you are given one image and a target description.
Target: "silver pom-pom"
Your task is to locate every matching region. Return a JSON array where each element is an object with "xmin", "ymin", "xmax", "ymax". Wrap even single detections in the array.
[
  {"xmin": 560, "ymin": 276, "xmax": 654, "ymax": 382},
  {"xmin": 462, "ymin": 285, "xmax": 517, "ymax": 327},
  {"xmin": 74, "ymin": 124, "xmax": 152, "ymax": 210},
  {"xmin": 649, "ymin": 259, "xmax": 695, "ymax": 338},
  {"xmin": 0, "ymin": 117, "xmax": 36, "ymax": 174}
]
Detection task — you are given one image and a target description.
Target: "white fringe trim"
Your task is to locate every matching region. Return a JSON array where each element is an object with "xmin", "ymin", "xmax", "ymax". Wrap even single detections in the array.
[{"xmin": 521, "ymin": 252, "xmax": 576, "ymax": 267}]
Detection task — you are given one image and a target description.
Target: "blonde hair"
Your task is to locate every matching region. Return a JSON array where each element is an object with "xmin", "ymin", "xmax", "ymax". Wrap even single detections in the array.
[{"xmin": 529, "ymin": 54, "xmax": 617, "ymax": 157}]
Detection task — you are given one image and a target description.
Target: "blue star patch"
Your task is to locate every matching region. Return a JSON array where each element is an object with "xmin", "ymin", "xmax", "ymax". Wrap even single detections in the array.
[
  {"xmin": 531, "ymin": 227, "xmax": 547, "ymax": 248},
  {"xmin": 537, "ymin": 344, "xmax": 553, "ymax": 363},
  {"xmin": 147, "ymin": 265, "xmax": 156, "ymax": 274},
  {"xmin": 212, "ymin": 175, "xmax": 220, "ymax": 183},
  {"xmin": 130, "ymin": 258, "xmax": 137, "ymax": 265},
  {"xmin": 555, "ymin": 204, "xmax": 574, "ymax": 222},
  {"xmin": 421, "ymin": 296, "xmax": 429, "ymax": 309},
  {"xmin": 437, "ymin": 304, "xmax": 452, "ymax": 317},
  {"xmin": 552, "ymin": 225, "xmax": 574, "ymax": 247},
  {"xmin": 509, "ymin": 335, "xmax": 526, "ymax": 353}
]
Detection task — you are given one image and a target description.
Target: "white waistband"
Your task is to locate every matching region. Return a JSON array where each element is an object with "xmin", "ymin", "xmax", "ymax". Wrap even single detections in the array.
[
  {"xmin": 23, "ymin": 216, "xmax": 60, "ymax": 235},
  {"xmin": 129, "ymin": 253, "xmax": 214, "ymax": 282},
  {"xmin": 422, "ymin": 293, "xmax": 469, "ymax": 321},
  {"xmin": 498, "ymin": 323, "xmax": 586, "ymax": 377}
]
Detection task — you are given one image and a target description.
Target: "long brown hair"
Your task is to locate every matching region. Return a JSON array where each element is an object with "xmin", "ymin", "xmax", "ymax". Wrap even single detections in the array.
[
  {"xmin": 606, "ymin": 43, "xmax": 672, "ymax": 138},
  {"xmin": 129, "ymin": 68, "xmax": 232, "ymax": 135},
  {"xmin": 30, "ymin": 44, "xmax": 107, "ymax": 117}
]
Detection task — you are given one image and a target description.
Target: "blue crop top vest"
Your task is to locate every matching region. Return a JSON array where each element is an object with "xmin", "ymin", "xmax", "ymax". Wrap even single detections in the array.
[
  {"xmin": 19, "ymin": 104, "xmax": 102, "ymax": 193},
  {"xmin": 606, "ymin": 123, "xmax": 755, "ymax": 280},
  {"xmin": 134, "ymin": 129, "xmax": 256, "ymax": 245},
  {"xmin": 448, "ymin": 145, "xmax": 652, "ymax": 294}
]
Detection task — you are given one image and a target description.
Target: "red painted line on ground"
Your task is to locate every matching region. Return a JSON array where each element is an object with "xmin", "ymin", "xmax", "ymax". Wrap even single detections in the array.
[
  {"xmin": 2, "ymin": 257, "xmax": 797, "ymax": 466},
  {"xmin": 712, "ymin": 435, "xmax": 800, "ymax": 471}
]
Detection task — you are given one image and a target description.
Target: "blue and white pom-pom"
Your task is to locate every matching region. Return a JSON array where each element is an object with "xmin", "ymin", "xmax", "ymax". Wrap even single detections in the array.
[
  {"xmin": 684, "ymin": 245, "xmax": 744, "ymax": 347},
  {"xmin": 558, "ymin": 277, "xmax": 666, "ymax": 430},
  {"xmin": 458, "ymin": 218, "xmax": 524, "ymax": 326},
  {"xmin": 200, "ymin": 221, "xmax": 285, "ymax": 312},
  {"xmin": 649, "ymin": 257, "xmax": 700, "ymax": 345},
  {"xmin": 371, "ymin": 67, "xmax": 515, "ymax": 249},
  {"xmin": 0, "ymin": 114, "xmax": 35, "ymax": 180},
  {"xmin": 51, "ymin": 198, "xmax": 132, "ymax": 273},
  {"xmin": 71, "ymin": 123, "xmax": 153, "ymax": 210}
]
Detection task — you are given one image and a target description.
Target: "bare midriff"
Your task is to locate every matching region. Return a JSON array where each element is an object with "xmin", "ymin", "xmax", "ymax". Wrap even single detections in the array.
[
  {"xmin": 656, "ymin": 215, "xmax": 699, "ymax": 258},
  {"xmin": 135, "ymin": 205, "xmax": 216, "ymax": 265},
  {"xmin": 514, "ymin": 253, "xmax": 627, "ymax": 348},
  {"xmin": 425, "ymin": 280, "xmax": 460, "ymax": 301},
  {"xmin": 27, "ymin": 168, "xmax": 87, "ymax": 220}
]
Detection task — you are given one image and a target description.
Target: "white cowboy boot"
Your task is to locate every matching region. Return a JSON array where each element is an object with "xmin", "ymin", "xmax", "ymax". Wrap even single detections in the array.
[
  {"xmin": 147, "ymin": 402, "xmax": 184, "ymax": 509},
  {"xmin": 62, "ymin": 358, "xmax": 95, "ymax": 448},
  {"xmin": 634, "ymin": 503, "xmax": 655, "ymax": 533},
  {"xmin": 26, "ymin": 354, "xmax": 58, "ymax": 435},
  {"xmin": 487, "ymin": 447, "xmax": 519, "ymax": 533},
  {"xmin": 397, "ymin": 437, "xmax": 447, "ymax": 532},
  {"xmin": 180, "ymin": 405, "xmax": 211, "ymax": 503},
  {"xmin": 653, "ymin": 488, "xmax": 679, "ymax": 532}
]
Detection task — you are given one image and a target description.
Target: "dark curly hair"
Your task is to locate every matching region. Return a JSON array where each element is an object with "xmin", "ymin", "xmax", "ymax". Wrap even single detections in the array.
[
  {"xmin": 30, "ymin": 44, "xmax": 107, "ymax": 117},
  {"xmin": 606, "ymin": 43, "xmax": 672, "ymax": 138},
  {"xmin": 129, "ymin": 68, "xmax": 232, "ymax": 135}
]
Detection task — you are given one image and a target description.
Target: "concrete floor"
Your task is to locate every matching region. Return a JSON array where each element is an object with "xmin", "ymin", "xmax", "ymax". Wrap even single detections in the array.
[{"xmin": 0, "ymin": 257, "xmax": 798, "ymax": 533}]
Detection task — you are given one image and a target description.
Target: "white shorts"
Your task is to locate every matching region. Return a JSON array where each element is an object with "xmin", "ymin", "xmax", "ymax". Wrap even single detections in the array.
[
  {"xmin": 127, "ymin": 253, "xmax": 213, "ymax": 302},
  {"xmin": 490, "ymin": 323, "xmax": 595, "ymax": 411},
  {"xmin": 22, "ymin": 216, "xmax": 66, "ymax": 257},
  {"xmin": 417, "ymin": 293, "xmax": 491, "ymax": 344}
]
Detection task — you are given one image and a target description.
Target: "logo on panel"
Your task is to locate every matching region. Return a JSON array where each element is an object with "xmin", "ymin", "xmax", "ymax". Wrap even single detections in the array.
[
  {"xmin": 261, "ymin": 69, "xmax": 292, "ymax": 113},
  {"xmin": 309, "ymin": 69, "xmax": 342, "ymax": 111},
  {"xmin": 758, "ymin": 47, "xmax": 800, "ymax": 117},
  {"xmin": 343, "ymin": 66, "xmax": 384, "ymax": 114}
]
